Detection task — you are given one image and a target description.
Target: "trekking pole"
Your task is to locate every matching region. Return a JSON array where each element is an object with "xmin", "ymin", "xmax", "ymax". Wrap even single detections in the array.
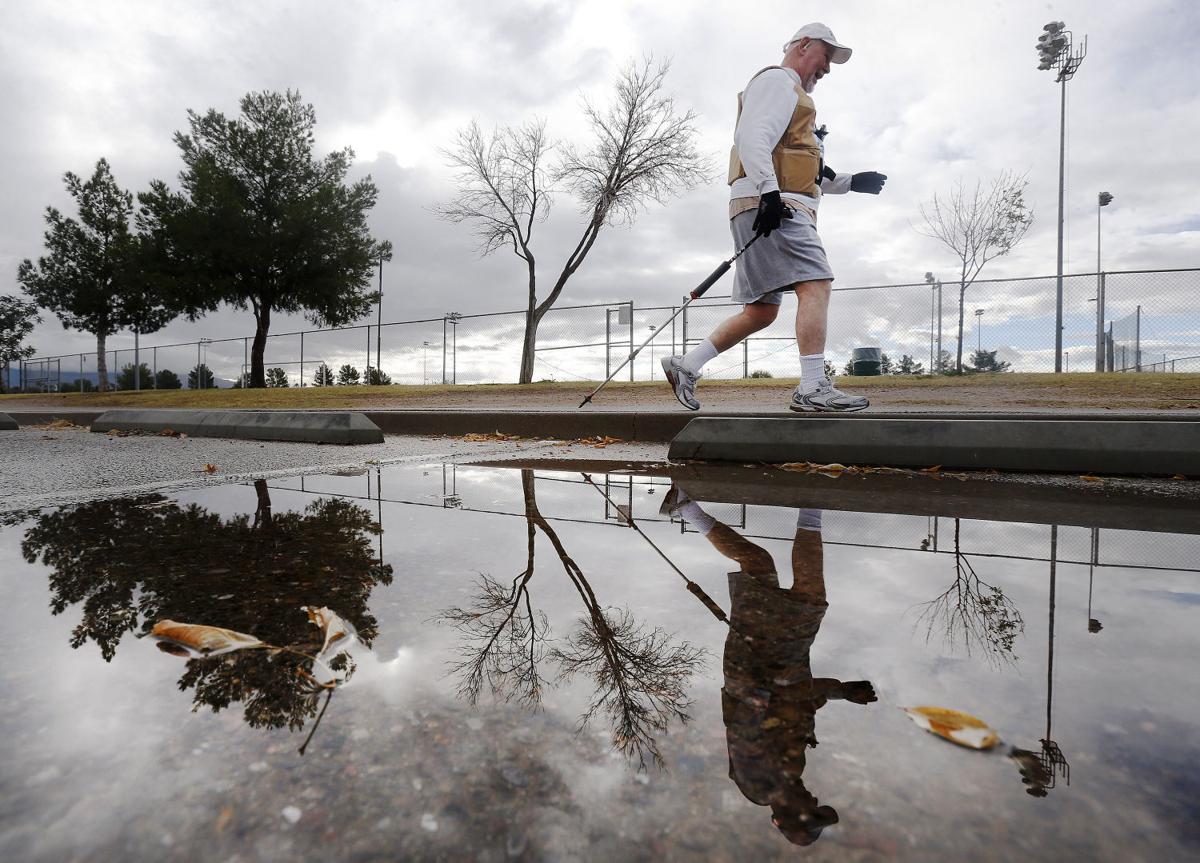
[
  {"xmin": 580, "ymin": 473, "xmax": 729, "ymax": 624},
  {"xmin": 577, "ymin": 232, "xmax": 763, "ymax": 409}
]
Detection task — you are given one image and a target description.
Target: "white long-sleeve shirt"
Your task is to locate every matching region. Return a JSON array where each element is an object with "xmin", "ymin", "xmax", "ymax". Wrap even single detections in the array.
[{"xmin": 729, "ymin": 66, "xmax": 851, "ymax": 214}]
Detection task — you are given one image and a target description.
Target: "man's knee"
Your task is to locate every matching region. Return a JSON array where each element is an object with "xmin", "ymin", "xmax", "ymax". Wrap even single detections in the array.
[
  {"xmin": 792, "ymin": 279, "xmax": 832, "ymax": 298},
  {"xmin": 745, "ymin": 301, "xmax": 780, "ymax": 327}
]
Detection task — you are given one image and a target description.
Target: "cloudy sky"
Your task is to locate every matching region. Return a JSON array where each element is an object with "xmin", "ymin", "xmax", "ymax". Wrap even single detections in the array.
[{"xmin": 3, "ymin": 0, "xmax": 1198, "ymax": 381}]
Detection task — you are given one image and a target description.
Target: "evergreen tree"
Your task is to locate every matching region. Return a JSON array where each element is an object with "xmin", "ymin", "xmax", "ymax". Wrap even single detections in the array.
[
  {"xmin": 894, "ymin": 354, "xmax": 926, "ymax": 375},
  {"xmin": 266, "ymin": 368, "xmax": 289, "ymax": 388},
  {"xmin": 364, "ymin": 366, "xmax": 392, "ymax": 385},
  {"xmin": 967, "ymin": 349, "xmax": 1012, "ymax": 373},
  {"xmin": 313, "ymin": 363, "xmax": 335, "ymax": 386},
  {"xmin": 18, "ymin": 159, "xmax": 175, "ymax": 391},
  {"xmin": 116, "ymin": 363, "xmax": 154, "ymax": 390},
  {"xmin": 188, "ymin": 363, "xmax": 215, "ymax": 389},
  {"xmin": 880, "ymin": 353, "xmax": 894, "ymax": 375},
  {"xmin": 336, "ymin": 364, "xmax": 361, "ymax": 386},
  {"xmin": 138, "ymin": 91, "xmax": 390, "ymax": 388},
  {"xmin": 155, "ymin": 369, "xmax": 182, "ymax": 389},
  {"xmin": 0, "ymin": 295, "xmax": 40, "ymax": 393}
]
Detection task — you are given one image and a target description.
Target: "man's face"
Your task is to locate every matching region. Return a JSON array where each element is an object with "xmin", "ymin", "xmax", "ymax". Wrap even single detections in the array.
[{"xmin": 792, "ymin": 39, "xmax": 832, "ymax": 92}]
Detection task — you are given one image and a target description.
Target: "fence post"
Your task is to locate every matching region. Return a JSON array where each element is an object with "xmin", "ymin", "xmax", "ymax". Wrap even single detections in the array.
[
  {"xmin": 80, "ymin": 355, "xmax": 85, "ymax": 393},
  {"xmin": 1135, "ymin": 304, "xmax": 1142, "ymax": 372},
  {"xmin": 1095, "ymin": 272, "xmax": 1106, "ymax": 372},
  {"xmin": 605, "ymin": 309, "xmax": 611, "ymax": 380},
  {"xmin": 681, "ymin": 301, "xmax": 689, "ymax": 357},
  {"xmin": 152, "ymin": 346, "xmax": 157, "ymax": 389},
  {"xmin": 299, "ymin": 332, "xmax": 304, "ymax": 387},
  {"xmin": 243, "ymin": 337, "xmax": 248, "ymax": 387},
  {"xmin": 671, "ymin": 307, "xmax": 677, "ymax": 357},
  {"xmin": 442, "ymin": 317, "xmax": 447, "ymax": 385},
  {"xmin": 365, "ymin": 326, "xmax": 371, "ymax": 377},
  {"xmin": 743, "ymin": 339, "xmax": 749, "ymax": 378},
  {"xmin": 628, "ymin": 302, "xmax": 634, "ymax": 382}
]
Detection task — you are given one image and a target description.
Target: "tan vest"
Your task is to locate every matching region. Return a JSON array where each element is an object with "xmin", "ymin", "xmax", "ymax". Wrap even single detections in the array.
[{"xmin": 727, "ymin": 66, "xmax": 822, "ymax": 199}]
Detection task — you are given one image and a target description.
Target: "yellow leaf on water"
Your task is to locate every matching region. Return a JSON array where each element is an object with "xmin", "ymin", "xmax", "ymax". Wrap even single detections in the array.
[
  {"xmin": 151, "ymin": 620, "xmax": 265, "ymax": 656},
  {"xmin": 303, "ymin": 606, "xmax": 350, "ymax": 657},
  {"xmin": 902, "ymin": 706, "xmax": 999, "ymax": 750}
]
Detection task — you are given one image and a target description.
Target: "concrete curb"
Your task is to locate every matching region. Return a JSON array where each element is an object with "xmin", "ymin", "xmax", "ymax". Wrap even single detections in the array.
[
  {"xmin": 90, "ymin": 409, "xmax": 384, "ymax": 445},
  {"xmin": 466, "ymin": 457, "xmax": 1200, "ymax": 534},
  {"xmin": 0, "ymin": 412, "xmax": 17, "ymax": 430},
  {"xmin": 668, "ymin": 416, "xmax": 1200, "ymax": 477}
]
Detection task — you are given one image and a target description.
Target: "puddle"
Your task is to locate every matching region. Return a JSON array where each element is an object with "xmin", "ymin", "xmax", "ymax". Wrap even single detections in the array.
[{"xmin": 1, "ymin": 462, "xmax": 1197, "ymax": 861}]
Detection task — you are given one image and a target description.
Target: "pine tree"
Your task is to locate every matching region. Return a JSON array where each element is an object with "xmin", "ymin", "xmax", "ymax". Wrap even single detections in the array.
[
  {"xmin": 266, "ymin": 368, "xmax": 290, "ymax": 388},
  {"xmin": 336, "ymin": 364, "xmax": 361, "ymax": 386},
  {"xmin": 313, "ymin": 363, "xmax": 335, "ymax": 386}
]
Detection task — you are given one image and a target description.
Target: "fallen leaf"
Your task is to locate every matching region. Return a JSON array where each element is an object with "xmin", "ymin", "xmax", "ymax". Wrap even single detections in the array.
[
  {"xmin": 303, "ymin": 606, "xmax": 351, "ymax": 657},
  {"xmin": 215, "ymin": 805, "xmax": 234, "ymax": 834},
  {"xmin": 151, "ymin": 620, "xmax": 265, "ymax": 656},
  {"xmin": 158, "ymin": 428, "xmax": 180, "ymax": 437},
  {"xmin": 902, "ymin": 706, "xmax": 999, "ymax": 750},
  {"xmin": 815, "ymin": 462, "xmax": 847, "ymax": 475},
  {"xmin": 203, "ymin": 463, "xmax": 219, "ymax": 474},
  {"xmin": 1078, "ymin": 475, "xmax": 1102, "ymax": 482},
  {"xmin": 920, "ymin": 465, "xmax": 942, "ymax": 474},
  {"xmin": 1172, "ymin": 474, "xmax": 1188, "ymax": 480}
]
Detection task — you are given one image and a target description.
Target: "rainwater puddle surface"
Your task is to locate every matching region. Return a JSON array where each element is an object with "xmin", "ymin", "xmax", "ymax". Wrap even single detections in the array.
[{"xmin": 1, "ymin": 463, "xmax": 1197, "ymax": 862}]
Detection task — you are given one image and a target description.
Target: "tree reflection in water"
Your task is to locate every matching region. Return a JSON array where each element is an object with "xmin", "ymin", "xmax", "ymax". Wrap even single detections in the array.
[
  {"xmin": 915, "ymin": 518, "xmax": 1025, "ymax": 667},
  {"xmin": 22, "ymin": 480, "xmax": 392, "ymax": 733},
  {"xmin": 439, "ymin": 470, "xmax": 705, "ymax": 768}
]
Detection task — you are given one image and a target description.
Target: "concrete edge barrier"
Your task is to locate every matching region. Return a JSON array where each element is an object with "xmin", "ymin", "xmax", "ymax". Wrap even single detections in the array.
[
  {"xmin": 90, "ymin": 409, "xmax": 383, "ymax": 445},
  {"xmin": 464, "ymin": 457, "xmax": 1200, "ymax": 534},
  {"xmin": 0, "ymin": 412, "xmax": 17, "ymax": 431},
  {"xmin": 668, "ymin": 417, "xmax": 1200, "ymax": 477}
]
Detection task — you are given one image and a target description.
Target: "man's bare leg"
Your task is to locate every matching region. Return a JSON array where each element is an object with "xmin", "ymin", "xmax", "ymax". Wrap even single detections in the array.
[
  {"xmin": 708, "ymin": 301, "xmax": 781, "ymax": 353},
  {"xmin": 788, "ymin": 278, "xmax": 869, "ymax": 411},
  {"xmin": 663, "ymin": 300, "xmax": 780, "ymax": 410},
  {"xmin": 793, "ymin": 279, "xmax": 831, "ymax": 357}
]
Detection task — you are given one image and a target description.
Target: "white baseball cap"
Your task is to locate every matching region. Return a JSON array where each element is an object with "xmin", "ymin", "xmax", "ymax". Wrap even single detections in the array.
[{"xmin": 783, "ymin": 23, "xmax": 852, "ymax": 64}]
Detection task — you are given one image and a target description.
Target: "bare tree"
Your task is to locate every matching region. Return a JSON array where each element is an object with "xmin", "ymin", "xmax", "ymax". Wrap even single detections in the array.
[
  {"xmin": 918, "ymin": 171, "xmax": 1033, "ymax": 373},
  {"xmin": 915, "ymin": 519, "xmax": 1025, "ymax": 667},
  {"xmin": 436, "ymin": 469, "xmax": 705, "ymax": 768},
  {"xmin": 438, "ymin": 57, "xmax": 710, "ymax": 384}
]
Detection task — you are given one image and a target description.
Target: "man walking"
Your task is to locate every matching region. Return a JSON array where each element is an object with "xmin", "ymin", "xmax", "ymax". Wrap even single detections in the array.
[{"xmin": 662, "ymin": 23, "xmax": 886, "ymax": 412}]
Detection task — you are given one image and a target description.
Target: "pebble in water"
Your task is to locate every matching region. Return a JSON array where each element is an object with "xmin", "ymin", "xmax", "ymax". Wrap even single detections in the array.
[
  {"xmin": 281, "ymin": 806, "xmax": 302, "ymax": 825},
  {"xmin": 420, "ymin": 813, "xmax": 438, "ymax": 832}
]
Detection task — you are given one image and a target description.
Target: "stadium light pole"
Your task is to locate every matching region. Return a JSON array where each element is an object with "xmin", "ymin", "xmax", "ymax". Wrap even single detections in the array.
[
  {"xmin": 1095, "ymin": 192, "xmax": 1113, "ymax": 371},
  {"xmin": 1036, "ymin": 21, "xmax": 1087, "ymax": 373}
]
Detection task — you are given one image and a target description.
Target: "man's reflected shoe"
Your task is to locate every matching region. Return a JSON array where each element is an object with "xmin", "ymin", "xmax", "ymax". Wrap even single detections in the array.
[
  {"xmin": 658, "ymin": 482, "xmax": 691, "ymax": 517},
  {"xmin": 661, "ymin": 356, "xmax": 701, "ymax": 411},
  {"xmin": 789, "ymin": 378, "xmax": 869, "ymax": 413}
]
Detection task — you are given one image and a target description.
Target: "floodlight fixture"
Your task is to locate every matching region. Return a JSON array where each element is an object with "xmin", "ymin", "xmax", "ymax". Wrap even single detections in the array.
[{"xmin": 1098, "ymin": 191, "xmax": 1113, "ymax": 207}]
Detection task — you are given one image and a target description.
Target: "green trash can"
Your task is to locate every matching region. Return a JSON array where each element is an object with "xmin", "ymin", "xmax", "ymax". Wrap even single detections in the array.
[{"xmin": 851, "ymin": 347, "xmax": 882, "ymax": 376}]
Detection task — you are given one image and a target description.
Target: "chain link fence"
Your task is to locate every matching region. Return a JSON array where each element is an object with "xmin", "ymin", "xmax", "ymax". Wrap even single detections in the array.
[{"xmin": 9, "ymin": 267, "xmax": 1199, "ymax": 391}]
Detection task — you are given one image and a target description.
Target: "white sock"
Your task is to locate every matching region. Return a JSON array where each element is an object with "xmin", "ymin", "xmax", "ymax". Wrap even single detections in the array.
[
  {"xmin": 681, "ymin": 339, "xmax": 719, "ymax": 375},
  {"xmin": 799, "ymin": 354, "xmax": 827, "ymax": 390},
  {"xmin": 677, "ymin": 501, "xmax": 717, "ymax": 535}
]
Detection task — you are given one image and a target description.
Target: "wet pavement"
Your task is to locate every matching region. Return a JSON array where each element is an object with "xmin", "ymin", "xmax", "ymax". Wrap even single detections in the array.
[{"xmin": 2, "ymin": 461, "xmax": 1198, "ymax": 861}]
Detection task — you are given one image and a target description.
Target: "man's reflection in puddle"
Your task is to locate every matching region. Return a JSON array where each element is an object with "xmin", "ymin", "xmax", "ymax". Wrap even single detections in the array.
[{"xmin": 665, "ymin": 487, "xmax": 876, "ymax": 845}]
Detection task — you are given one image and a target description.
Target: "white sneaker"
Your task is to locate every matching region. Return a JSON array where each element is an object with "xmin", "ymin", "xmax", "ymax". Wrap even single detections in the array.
[
  {"xmin": 661, "ymin": 356, "xmax": 701, "ymax": 411},
  {"xmin": 789, "ymin": 378, "xmax": 869, "ymax": 412}
]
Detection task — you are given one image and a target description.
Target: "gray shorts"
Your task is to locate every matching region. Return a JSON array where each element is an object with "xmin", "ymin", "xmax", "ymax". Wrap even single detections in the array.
[{"xmin": 730, "ymin": 208, "xmax": 834, "ymax": 306}]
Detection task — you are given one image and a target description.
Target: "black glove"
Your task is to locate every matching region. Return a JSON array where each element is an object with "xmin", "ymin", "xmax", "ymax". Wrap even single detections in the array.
[
  {"xmin": 850, "ymin": 171, "xmax": 887, "ymax": 194},
  {"xmin": 752, "ymin": 190, "xmax": 793, "ymax": 237}
]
